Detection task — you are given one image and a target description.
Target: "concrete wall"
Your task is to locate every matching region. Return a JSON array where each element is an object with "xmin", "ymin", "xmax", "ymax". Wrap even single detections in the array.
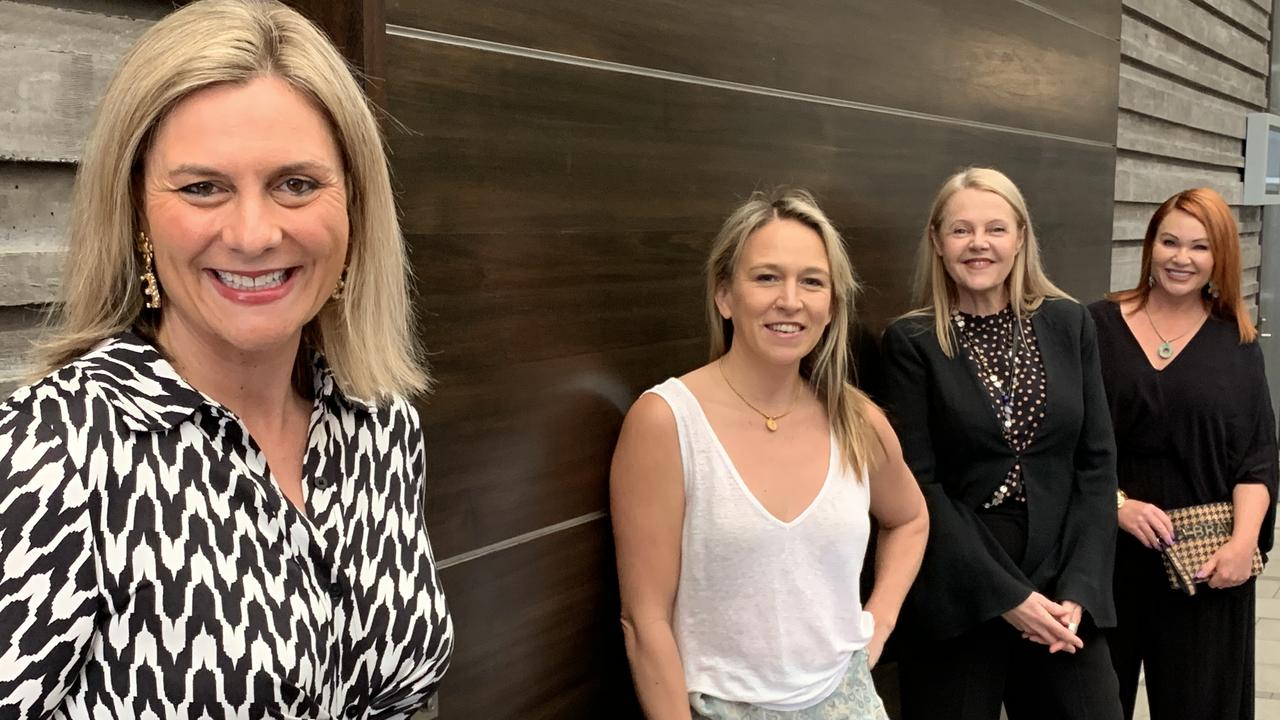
[
  {"xmin": 1112, "ymin": 0, "xmax": 1272, "ymax": 314},
  {"xmin": 0, "ymin": 0, "xmax": 165, "ymax": 396}
]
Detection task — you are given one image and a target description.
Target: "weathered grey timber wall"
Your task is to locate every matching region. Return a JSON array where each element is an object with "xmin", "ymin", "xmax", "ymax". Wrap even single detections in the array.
[
  {"xmin": 1112, "ymin": 0, "xmax": 1272, "ymax": 314},
  {"xmin": 0, "ymin": 0, "xmax": 165, "ymax": 396}
]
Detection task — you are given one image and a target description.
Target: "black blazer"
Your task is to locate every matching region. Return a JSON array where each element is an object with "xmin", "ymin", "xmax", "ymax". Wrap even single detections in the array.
[{"xmin": 879, "ymin": 298, "xmax": 1118, "ymax": 642}]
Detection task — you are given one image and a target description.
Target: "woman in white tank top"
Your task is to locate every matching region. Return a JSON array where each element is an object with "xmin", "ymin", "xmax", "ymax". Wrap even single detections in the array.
[{"xmin": 610, "ymin": 188, "xmax": 929, "ymax": 719}]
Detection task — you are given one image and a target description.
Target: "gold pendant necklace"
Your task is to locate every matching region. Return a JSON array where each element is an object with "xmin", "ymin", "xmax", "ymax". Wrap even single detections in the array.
[{"xmin": 718, "ymin": 359, "xmax": 801, "ymax": 432}]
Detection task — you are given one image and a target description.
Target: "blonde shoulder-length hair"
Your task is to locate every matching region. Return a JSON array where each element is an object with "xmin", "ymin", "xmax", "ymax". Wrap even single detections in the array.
[
  {"xmin": 706, "ymin": 188, "xmax": 880, "ymax": 478},
  {"xmin": 36, "ymin": 0, "xmax": 429, "ymax": 402},
  {"xmin": 909, "ymin": 167, "xmax": 1070, "ymax": 357}
]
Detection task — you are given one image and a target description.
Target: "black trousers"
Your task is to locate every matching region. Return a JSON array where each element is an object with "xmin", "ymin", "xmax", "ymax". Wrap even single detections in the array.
[
  {"xmin": 899, "ymin": 503, "xmax": 1121, "ymax": 720},
  {"xmin": 1108, "ymin": 538, "xmax": 1256, "ymax": 720},
  {"xmin": 898, "ymin": 616, "xmax": 1123, "ymax": 720}
]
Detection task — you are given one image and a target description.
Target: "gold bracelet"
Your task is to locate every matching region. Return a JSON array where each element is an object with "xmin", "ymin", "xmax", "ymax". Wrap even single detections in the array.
[{"xmin": 1116, "ymin": 489, "xmax": 1128, "ymax": 510}]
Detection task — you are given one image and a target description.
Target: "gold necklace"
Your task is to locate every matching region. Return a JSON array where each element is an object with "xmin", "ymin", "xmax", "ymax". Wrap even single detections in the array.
[{"xmin": 718, "ymin": 359, "xmax": 801, "ymax": 432}]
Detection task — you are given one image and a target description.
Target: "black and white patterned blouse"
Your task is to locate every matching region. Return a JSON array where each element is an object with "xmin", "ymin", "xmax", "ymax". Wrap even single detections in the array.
[
  {"xmin": 953, "ymin": 306, "xmax": 1047, "ymax": 508},
  {"xmin": 0, "ymin": 333, "xmax": 453, "ymax": 719}
]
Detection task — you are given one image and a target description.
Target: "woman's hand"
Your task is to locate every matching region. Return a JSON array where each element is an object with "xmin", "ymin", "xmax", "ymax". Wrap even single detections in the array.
[
  {"xmin": 1002, "ymin": 591, "xmax": 1083, "ymax": 653},
  {"xmin": 1045, "ymin": 600, "xmax": 1083, "ymax": 654},
  {"xmin": 1197, "ymin": 539, "xmax": 1257, "ymax": 589},
  {"xmin": 865, "ymin": 618, "xmax": 891, "ymax": 670},
  {"xmin": 1118, "ymin": 498, "xmax": 1175, "ymax": 550}
]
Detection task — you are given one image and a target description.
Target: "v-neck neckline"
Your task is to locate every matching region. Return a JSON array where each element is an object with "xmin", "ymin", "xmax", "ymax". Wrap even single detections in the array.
[{"xmin": 673, "ymin": 378, "xmax": 835, "ymax": 528}]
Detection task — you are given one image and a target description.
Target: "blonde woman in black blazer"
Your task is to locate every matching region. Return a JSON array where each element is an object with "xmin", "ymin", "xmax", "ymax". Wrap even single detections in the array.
[{"xmin": 879, "ymin": 168, "xmax": 1122, "ymax": 720}]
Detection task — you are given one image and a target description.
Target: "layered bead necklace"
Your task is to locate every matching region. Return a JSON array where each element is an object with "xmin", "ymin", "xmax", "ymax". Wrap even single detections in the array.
[
  {"xmin": 953, "ymin": 308, "xmax": 1022, "ymax": 430},
  {"xmin": 951, "ymin": 306, "xmax": 1047, "ymax": 508}
]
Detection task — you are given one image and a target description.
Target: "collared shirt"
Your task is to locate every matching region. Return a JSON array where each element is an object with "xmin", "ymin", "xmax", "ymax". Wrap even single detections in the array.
[{"xmin": 0, "ymin": 333, "xmax": 453, "ymax": 719}]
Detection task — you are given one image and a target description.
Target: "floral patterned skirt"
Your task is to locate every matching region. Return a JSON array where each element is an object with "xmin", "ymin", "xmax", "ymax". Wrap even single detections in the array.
[{"xmin": 689, "ymin": 649, "xmax": 889, "ymax": 720}]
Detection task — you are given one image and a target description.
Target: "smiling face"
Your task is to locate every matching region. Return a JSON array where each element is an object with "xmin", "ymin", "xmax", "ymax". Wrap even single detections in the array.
[
  {"xmin": 141, "ymin": 74, "xmax": 349, "ymax": 359},
  {"xmin": 714, "ymin": 217, "xmax": 833, "ymax": 367},
  {"xmin": 934, "ymin": 188, "xmax": 1023, "ymax": 313},
  {"xmin": 1149, "ymin": 209, "xmax": 1214, "ymax": 299}
]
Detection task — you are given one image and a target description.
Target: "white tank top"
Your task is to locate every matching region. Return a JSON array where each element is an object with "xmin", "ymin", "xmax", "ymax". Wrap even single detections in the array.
[{"xmin": 647, "ymin": 378, "xmax": 876, "ymax": 711}]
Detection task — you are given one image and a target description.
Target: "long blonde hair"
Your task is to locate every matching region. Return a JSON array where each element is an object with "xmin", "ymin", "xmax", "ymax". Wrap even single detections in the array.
[
  {"xmin": 36, "ymin": 0, "xmax": 429, "ymax": 402},
  {"xmin": 910, "ymin": 167, "xmax": 1070, "ymax": 356},
  {"xmin": 706, "ymin": 188, "xmax": 880, "ymax": 477}
]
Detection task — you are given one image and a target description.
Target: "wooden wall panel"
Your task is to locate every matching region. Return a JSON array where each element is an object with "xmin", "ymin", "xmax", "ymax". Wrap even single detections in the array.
[
  {"xmin": 409, "ymin": 231, "xmax": 707, "ymax": 556},
  {"xmin": 387, "ymin": 0, "xmax": 1119, "ymax": 143},
  {"xmin": 390, "ymin": 37, "xmax": 1116, "ymax": 560},
  {"xmin": 435, "ymin": 517, "xmax": 639, "ymax": 719},
  {"xmin": 420, "ymin": 334, "xmax": 703, "ymax": 558},
  {"xmin": 1033, "ymin": 0, "xmax": 1122, "ymax": 37},
  {"xmin": 382, "ymin": 1, "xmax": 1121, "ymax": 716},
  {"xmin": 285, "ymin": 0, "xmax": 387, "ymax": 104},
  {"xmin": 388, "ymin": 36, "xmax": 1116, "ymax": 327}
]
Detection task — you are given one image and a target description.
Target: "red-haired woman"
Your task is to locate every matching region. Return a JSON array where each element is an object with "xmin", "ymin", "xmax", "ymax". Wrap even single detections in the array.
[{"xmin": 1089, "ymin": 188, "xmax": 1277, "ymax": 720}]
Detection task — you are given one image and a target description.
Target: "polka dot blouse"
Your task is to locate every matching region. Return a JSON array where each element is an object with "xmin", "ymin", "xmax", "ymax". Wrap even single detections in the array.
[{"xmin": 952, "ymin": 306, "xmax": 1047, "ymax": 508}]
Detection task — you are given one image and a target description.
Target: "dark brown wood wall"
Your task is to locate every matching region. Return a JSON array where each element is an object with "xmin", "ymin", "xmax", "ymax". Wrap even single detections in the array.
[{"xmin": 298, "ymin": 1, "xmax": 1121, "ymax": 717}]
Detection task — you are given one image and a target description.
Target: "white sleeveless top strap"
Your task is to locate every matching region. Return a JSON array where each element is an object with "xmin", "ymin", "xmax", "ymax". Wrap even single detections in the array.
[{"xmin": 646, "ymin": 377, "xmax": 875, "ymax": 711}]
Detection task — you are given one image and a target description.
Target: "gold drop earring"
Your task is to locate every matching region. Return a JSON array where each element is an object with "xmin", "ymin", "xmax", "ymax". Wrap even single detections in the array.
[
  {"xmin": 331, "ymin": 267, "xmax": 347, "ymax": 301},
  {"xmin": 137, "ymin": 231, "xmax": 161, "ymax": 309}
]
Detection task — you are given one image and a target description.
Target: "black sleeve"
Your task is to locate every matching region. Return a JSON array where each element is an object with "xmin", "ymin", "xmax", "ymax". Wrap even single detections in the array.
[
  {"xmin": 1052, "ymin": 305, "xmax": 1119, "ymax": 625},
  {"xmin": 880, "ymin": 321, "xmax": 1034, "ymax": 639},
  {"xmin": 1233, "ymin": 341, "xmax": 1278, "ymax": 555},
  {"xmin": 0, "ymin": 407, "xmax": 100, "ymax": 718}
]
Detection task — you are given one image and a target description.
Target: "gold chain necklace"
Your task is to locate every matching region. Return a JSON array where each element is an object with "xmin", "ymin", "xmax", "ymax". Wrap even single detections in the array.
[
  {"xmin": 1143, "ymin": 305, "xmax": 1204, "ymax": 360},
  {"xmin": 718, "ymin": 359, "xmax": 801, "ymax": 432}
]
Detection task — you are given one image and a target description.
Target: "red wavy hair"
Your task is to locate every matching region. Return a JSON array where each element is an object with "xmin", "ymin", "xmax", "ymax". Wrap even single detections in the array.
[{"xmin": 1110, "ymin": 187, "xmax": 1256, "ymax": 343}]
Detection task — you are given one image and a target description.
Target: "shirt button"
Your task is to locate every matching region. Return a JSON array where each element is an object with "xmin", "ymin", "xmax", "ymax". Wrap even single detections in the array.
[
  {"xmin": 314, "ymin": 476, "xmax": 331, "ymax": 490},
  {"xmin": 330, "ymin": 576, "xmax": 347, "ymax": 598}
]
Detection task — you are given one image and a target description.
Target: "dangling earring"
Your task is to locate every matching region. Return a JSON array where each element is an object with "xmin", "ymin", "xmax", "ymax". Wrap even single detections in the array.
[
  {"xmin": 331, "ymin": 268, "xmax": 347, "ymax": 301},
  {"xmin": 1147, "ymin": 274, "xmax": 1155, "ymax": 288},
  {"xmin": 1207, "ymin": 280, "xmax": 1220, "ymax": 299},
  {"xmin": 137, "ymin": 232, "xmax": 161, "ymax": 309}
]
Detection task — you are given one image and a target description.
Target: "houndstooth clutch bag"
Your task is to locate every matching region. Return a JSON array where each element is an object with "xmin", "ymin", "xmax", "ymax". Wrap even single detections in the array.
[{"xmin": 1160, "ymin": 502, "xmax": 1263, "ymax": 596}]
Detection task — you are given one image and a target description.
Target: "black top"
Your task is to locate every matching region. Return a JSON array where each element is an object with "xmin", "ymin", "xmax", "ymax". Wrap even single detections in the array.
[
  {"xmin": 952, "ymin": 306, "xmax": 1048, "ymax": 507},
  {"xmin": 1088, "ymin": 300, "xmax": 1278, "ymax": 556},
  {"xmin": 0, "ymin": 334, "xmax": 453, "ymax": 718},
  {"xmin": 880, "ymin": 298, "xmax": 1118, "ymax": 641}
]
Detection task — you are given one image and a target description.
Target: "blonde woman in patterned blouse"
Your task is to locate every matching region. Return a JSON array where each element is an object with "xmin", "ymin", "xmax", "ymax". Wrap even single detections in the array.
[
  {"xmin": 879, "ymin": 168, "xmax": 1121, "ymax": 720},
  {"xmin": 0, "ymin": 1, "xmax": 452, "ymax": 717}
]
